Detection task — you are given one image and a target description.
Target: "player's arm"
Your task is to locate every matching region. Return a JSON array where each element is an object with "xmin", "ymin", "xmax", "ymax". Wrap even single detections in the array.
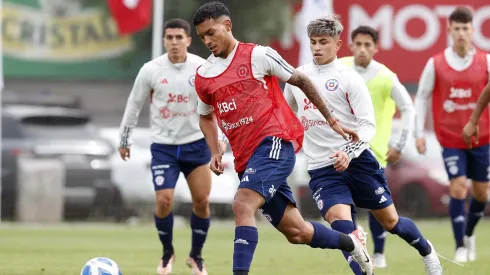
[
  {"xmin": 339, "ymin": 72, "xmax": 377, "ymax": 160},
  {"xmin": 283, "ymin": 83, "xmax": 298, "ymax": 114},
  {"xmin": 118, "ymin": 64, "xmax": 153, "ymax": 160},
  {"xmin": 388, "ymin": 75, "xmax": 415, "ymax": 163},
  {"xmin": 197, "ymin": 97, "xmax": 224, "ymax": 175},
  {"xmin": 462, "ymin": 82, "xmax": 490, "ymax": 147},
  {"xmin": 413, "ymin": 58, "xmax": 435, "ymax": 154},
  {"xmin": 257, "ymin": 46, "xmax": 356, "ymax": 141}
]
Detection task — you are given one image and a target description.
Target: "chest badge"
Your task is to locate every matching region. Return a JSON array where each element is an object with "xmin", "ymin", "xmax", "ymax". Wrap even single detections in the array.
[{"xmin": 325, "ymin": 79, "xmax": 339, "ymax": 91}]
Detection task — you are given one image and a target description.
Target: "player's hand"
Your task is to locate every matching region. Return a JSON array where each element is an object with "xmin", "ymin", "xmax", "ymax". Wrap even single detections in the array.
[
  {"xmin": 330, "ymin": 121, "xmax": 359, "ymax": 143},
  {"xmin": 210, "ymin": 153, "xmax": 224, "ymax": 176},
  {"xmin": 462, "ymin": 121, "xmax": 479, "ymax": 149},
  {"xmin": 118, "ymin": 147, "xmax": 130, "ymax": 161},
  {"xmin": 415, "ymin": 138, "xmax": 426, "ymax": 154},
  {"xmin": 330, "ymin": 150, "xmax": 350, "ymax": 172},
  {"xmin": 386, "ymin": 147, "xmax": 402, "ymax": 164}
]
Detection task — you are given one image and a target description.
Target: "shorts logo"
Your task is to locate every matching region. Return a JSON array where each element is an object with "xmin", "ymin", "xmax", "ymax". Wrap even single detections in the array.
[
  {"xmin": 325, "ymin": 79, "xmax": 339, "ymax": 91},
  {"xmin": 316, "ymin": 199, "xmax": 324, "ymax": 210},
  {"xmin": 269, "ymin": 185, "xmax": 276, "ymax": 197},
  {"xmin": 260, "ymin": 208, "xmax": 273, "ymax": 223},
  {"xmin": 245, "ymin": 168, "xmax": 256, "ymax": 174},
  {"xmin": 241, "ymin": 175, "xmax": 249, "ymax": 182},
  {"xmin": 375, "ymin": 187, "xmax": 385, "ymax": 195},
  {"xmin": 379, "ymin": 195, "xmax": 387, "ymax": 204},
  {"xmin": 449, "ymin": 165, "xmax": 459, "ymax": 175},
  {"xmin": 155, "ymin": 175, "xmax": 165, "ymax": 186},
  {"xmin": 237, "ymin": 64, "xmax": 249, "ymax": 79}
]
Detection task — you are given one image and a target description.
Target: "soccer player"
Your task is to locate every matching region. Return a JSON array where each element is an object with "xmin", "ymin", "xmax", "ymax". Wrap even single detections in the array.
[
  {"xmin": 462, "ymin": 83, "xmax": 490, "ymax": 146},
  {"xmin": 192, "ymin": 2, "xmax": 373, "ymax": 275},
  {"xmin": 284, "ymin": 15, "xmax": 442, "ymax": 275},
  {"xmin": 118, "ymin": 18, "xmax": 225, "ymax": 275},
  {"xmin": 339, "ymin": 26, "xmax": 416, "ymax": 268},
  {"xmin": 414, "ymin": 6, "xmax": 490, "ymax": 263}
]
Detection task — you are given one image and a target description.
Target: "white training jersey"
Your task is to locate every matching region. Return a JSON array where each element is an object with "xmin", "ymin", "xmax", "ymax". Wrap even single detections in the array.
[
  {"xmin": 284, "ymin": 59, "xmax": 376, "ymax": 170},
  {"xmin": 196, "ymin": 41, "xmax": 295, "ymax": 115},
  {"xmin": 414, "ymin": 47, "xmax": 490, "ymax": 138},
  {"xmin": 119, "ymin": 53, "xmax": 206, "ymax": 147}
]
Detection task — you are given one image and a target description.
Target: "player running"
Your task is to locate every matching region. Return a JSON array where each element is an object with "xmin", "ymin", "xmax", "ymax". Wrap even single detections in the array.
[
  {"xmin": 118, "ymin": 18, "xmax": 225, "ymax": 275},
  {"xmin": 284, "ymin": 15, "xmax": 442, "ymax": 275},
  {"xmin": 192, "ymin": 2, "xmax": 373, "ymax": 275},
  {"xmin": 414, "ymin": 6, "xmax": 490, "ymax": 263},
  {"xmin": 339, "ymin": 25, "xmax": 415, "ymax": 269}
]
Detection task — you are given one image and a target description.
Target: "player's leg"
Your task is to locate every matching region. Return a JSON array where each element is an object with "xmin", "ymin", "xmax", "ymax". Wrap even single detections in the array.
[
  {"xmin": 368, "ymin": 211, "xmax": 387, "ymax": 268},
  {"xmin": 180, "ymin": 138, "xmax": 212, "ymax": 274},
  {"xmin": 308, "ymin": 166, "xmax": 364, "ymax": 275},
  {"xmin": 442, "ymin": 147, "xmax": 468, "ymax": 262},
  {"xmin": 150, "ymin": 143, "xmax": 181, "ymax": 275},
  {"xmin": 464, "ymin": 144, "xmax": 490, "ymax": 262},
  {"xmin": 270, "ymin": 195, "xmax": 373, "ymax": 275},
  {"xmin": 348, "ymin": 150, "xmax": 442, "ymax": 274}
]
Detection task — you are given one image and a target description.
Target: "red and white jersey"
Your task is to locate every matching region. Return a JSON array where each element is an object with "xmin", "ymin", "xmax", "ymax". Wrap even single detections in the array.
[
  {"xmin": 119, "ymin": 53, "xmax": 209, "ymax": 147},
  {"xmin": 284, "ymin": 59, "xmax": 376, "ymax": 170},
  {"xmin": 415, "ymin": 47, "xmax": 490, "ymax": 148},
  {"xmin": 196, "ymin": 42, "xmax": 304, "ymax": 173}
]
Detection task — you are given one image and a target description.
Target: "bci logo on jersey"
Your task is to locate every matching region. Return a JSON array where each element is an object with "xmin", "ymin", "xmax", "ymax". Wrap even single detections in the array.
[
  {"xmin": 217, "ymin": 99, "xmax": 237, "ymax": 114},
  {"xmin": 449, "ymin": 87, "xmax": 472, "ymax": 99},
  {"xmin": 168, "ymin": 93, "xmax": 189, "ymax": 103},
  {"xmin": 217, "ymin": 82, "xmax": 246, "ymax": 98}
]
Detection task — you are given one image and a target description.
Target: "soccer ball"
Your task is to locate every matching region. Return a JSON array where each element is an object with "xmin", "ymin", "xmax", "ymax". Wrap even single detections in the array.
[{"xmin": 80, "ymin": 257, "xmax": 122, "ymax": 275}]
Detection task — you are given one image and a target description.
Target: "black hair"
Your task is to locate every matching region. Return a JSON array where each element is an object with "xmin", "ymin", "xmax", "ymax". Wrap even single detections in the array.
[
  {"xmin": 164, "ymin": 18, "xmax": 191, "ymax": 36},
  {"xmin": 192, "ymin": 1, "xmax": 231, "ymax": 26},
  {"xmin": 449, "ymin": 6, "xmax": 473, "ymax": 23},
  {"xmin": 351, "ymin": 26, "xmax": 379, "ymax": 43}
]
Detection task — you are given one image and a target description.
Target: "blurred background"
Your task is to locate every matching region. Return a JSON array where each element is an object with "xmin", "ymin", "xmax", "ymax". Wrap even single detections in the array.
[{"xmin": 1, "ymin": 0, "xmax": 490, "ymax": 224}]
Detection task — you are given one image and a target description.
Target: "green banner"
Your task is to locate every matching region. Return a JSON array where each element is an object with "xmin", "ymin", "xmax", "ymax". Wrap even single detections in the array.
[{"xmin": 2, "ymin": 0, "xmax": 151, "ymax": 79}]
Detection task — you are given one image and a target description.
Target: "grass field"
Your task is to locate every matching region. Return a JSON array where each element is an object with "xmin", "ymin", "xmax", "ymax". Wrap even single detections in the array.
[{"xmin": 1, "ymin": 219, "xmax": 489, "ymax": 275}]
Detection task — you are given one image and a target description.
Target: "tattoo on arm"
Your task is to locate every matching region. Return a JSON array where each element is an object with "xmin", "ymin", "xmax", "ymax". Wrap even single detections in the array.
[{"xmin": 287, "ymin": 70, "xmax": 333, "ymax": 123}]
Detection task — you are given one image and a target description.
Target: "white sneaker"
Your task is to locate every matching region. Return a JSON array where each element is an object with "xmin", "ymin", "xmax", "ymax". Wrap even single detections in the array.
[
  {"xmin": 373, "ymin": 253, "xmax": 387, "ymax": 268},
  {"xmin": 464, "ymin": 235, "xmax": 476, "ymax": 262},
  {"xmin": 349, "ymin": 228, "xmax": 374, "ymax": 275},
  {"xmin": 454, "ymin": 246, "xmax": 468, "ymax": 263},
  {"xmin": 423, "ymin": 240, "xmax": 442, "ymax": 275}
]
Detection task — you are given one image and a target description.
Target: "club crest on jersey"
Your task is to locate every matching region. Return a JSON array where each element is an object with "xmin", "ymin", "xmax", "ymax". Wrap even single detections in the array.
[
  {"xmin": 236, "ymin": 64, "xmax": 249, "ymax": 79},
  {"xmin": 325, "ymin": 79, "xmax": 339, "ymax": 91},
  {"xmin": 188, "ymin": 75, "xmax": 195, "ymax": 87}
]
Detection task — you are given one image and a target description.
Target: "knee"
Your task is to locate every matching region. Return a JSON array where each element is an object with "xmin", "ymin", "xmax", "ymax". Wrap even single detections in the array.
[
  {"xmin": 232, "ymin": 198, "xmax": 255, "ymax": 220},
  {"xmin": 193, "ymin": 196, "xmax": 210, "ymax": 212},
  {"xmin": 380, "ymin": 215, "xmax": 399, "ymax": 231},
  {"xmin": 156, "ymin": 193, "xmax": 173, "ymax": 212},
  {"xmin": 473, "ymin": 189, "xmax": 488, "ymax": 202},
  {"xmin": 284, "ymin": 226, "xmax": 311, "ymax": 245},
  {"xmin": 450, "ymin": 180, "xmax": 468, "ymax": 199}
]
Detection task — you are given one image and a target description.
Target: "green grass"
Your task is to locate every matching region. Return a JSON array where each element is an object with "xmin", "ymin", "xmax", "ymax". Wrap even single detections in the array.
[{"xmin": 0, "ymin": 219, "xmax": 489, "ymax": 275}]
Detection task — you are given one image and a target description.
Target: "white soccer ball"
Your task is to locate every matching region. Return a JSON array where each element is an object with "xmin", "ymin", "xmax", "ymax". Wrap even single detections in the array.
[{"xmin": 80, "ymin": 257, "xmax": 122, "ymax": 275}]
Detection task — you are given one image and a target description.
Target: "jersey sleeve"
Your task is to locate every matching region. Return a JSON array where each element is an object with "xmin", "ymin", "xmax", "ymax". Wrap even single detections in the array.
[
  {"xmin": 340, "ymin": 72, "xmax": 377, "ymax": 160},
  {"xmin": 414, "ymin": 58, "xmax": 435, "ymax": 138},
  {"xmin": 252, "ymin": 46, "xmax": 295, "ymax": 82},
  {"xmin": 118, "ymin": 63, "xmax": 154, "ymax": 148},
  {"xmin": 197, "ymin": 97, "xmax": 214, "ymax": 115},
  {"xmin": 390, "ymin": 74, "xmax": 415, "ymax": 152}
]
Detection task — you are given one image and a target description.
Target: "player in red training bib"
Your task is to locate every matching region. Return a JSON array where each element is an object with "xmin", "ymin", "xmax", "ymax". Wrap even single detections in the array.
[
  {"xmin": 192, "ymin": 2, "xmax": 373, "ymax": 275},
  {"xmin": 414, "ymin": 7, "xmax": 490, "ymax": 263}
]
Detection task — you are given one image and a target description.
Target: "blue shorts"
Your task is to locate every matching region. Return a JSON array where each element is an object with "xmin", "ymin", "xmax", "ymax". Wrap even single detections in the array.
[
  {"xmin": 237, "ymin": 136, "xmax": 296, "ymax": 227},
  {"xmin": 150, "ymin": 138, "xmax": 211, "ymax": 190},
  {"xmin": 442, "ymin": 144, "xmax": 489, "ymax": 182},
  {"xmin": 308, "ymin": 149, "xmax": 393, "ymax": 218}
]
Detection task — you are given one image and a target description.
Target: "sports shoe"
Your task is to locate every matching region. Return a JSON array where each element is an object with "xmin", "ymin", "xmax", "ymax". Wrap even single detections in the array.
[
  {"xmin": 349, "ymin": 228, "xmax": 373, "ymax": 275},
  {"xmin": 422, "ymin": 240, "xmax": 442, "ymax": 275},
  {"xmin": 373, "ymin": 253, "xmax": 387, "ymax": 268},
  {"xmin": 464, "ymin": 235, "xmax": 476, "ymax": 262},
  {"xmin": 186, "ymin": 255, "xmax": 208, "ymax": 275},
  {"xmin": 454, "ymin": 246, "xmax": 468, "ymax": 263},
  {"xmin": 157, "ymin": 251, "xmax": 175, "ymax": 275}
]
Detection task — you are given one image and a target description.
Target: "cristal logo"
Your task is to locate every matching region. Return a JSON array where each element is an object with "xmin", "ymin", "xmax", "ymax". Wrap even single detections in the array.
[{"xmin": 217, "ymin": 99, "xmax": 237, "ymax": 114}]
